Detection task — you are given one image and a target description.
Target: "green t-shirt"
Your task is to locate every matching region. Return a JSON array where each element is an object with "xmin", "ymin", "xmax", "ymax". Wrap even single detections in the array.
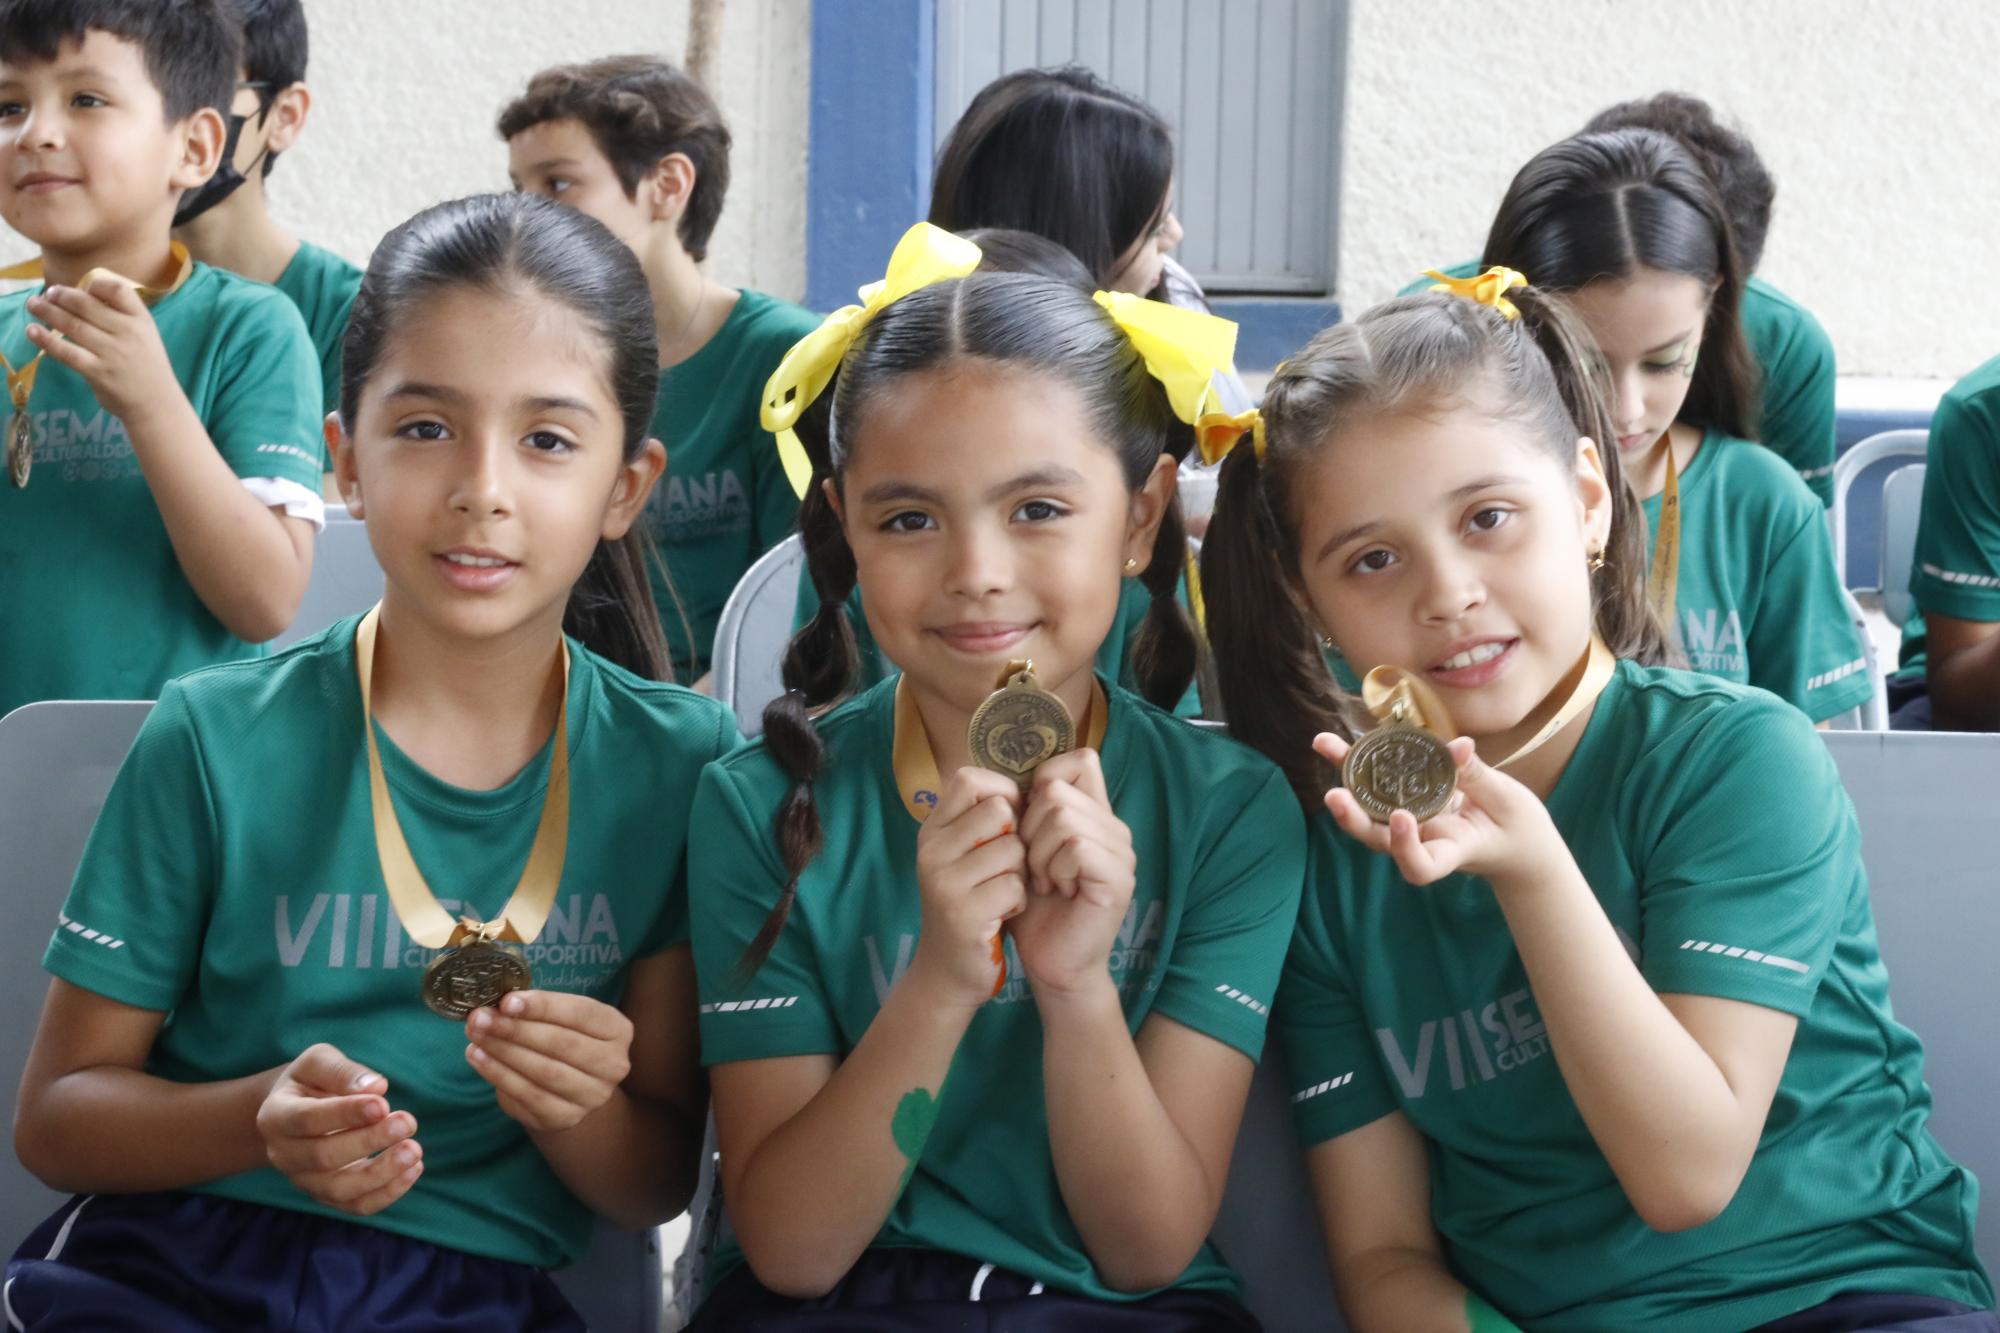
[
  {"xmin": 43, "ymin": 617, "xmax": 738, "ymax": 1268},
  {"xmin": 1279, "ymin": 660, "xmax": 1989, "ymax": 1332},
  {"xmin": 647, "ymin": 289, "xmax": 820, "ymax": 679},
  {"xmin": 1641, "ymin": 430, "xmax": 1871, "ymax": 721},
  {"xmin": 0, "ymin": 262, "xmax": 324, "ymax": 717},
  {"xmin": 272, "ymin": 240, "xmax": 364, "ymax": 418},
  {"xmin": 794, "ymin": 569, "xmax": 1205, "ymax": 717},
  {"xmin": 690, "ymin": 675, "xmax": 1304, "ymax": 1302},
  {"xmin": 1403, "ymin": 264, "xmax": 1836, "ymax": 504},
  {"xmin": 1899, "ymin": 354, "xmax": 2000, "ymax": 677}
]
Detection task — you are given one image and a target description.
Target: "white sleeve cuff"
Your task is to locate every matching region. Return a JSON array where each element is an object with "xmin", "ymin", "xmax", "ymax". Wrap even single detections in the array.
[{"xmin": 240, "ymin": 475, "xmax": 328, "ymax": 531}]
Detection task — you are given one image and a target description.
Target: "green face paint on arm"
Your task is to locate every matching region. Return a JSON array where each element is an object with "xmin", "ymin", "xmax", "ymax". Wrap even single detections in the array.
[
  {"xmin": 1466, "ymin": 1292, "xmax": 1522, "ymax": 1333},
  {"xmin": 891, "ymin": 1087, "xmax": 941, "ymax": 1191}
]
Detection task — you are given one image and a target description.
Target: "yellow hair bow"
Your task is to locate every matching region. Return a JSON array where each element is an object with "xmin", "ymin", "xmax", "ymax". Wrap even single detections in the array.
[
  {"xmin": 1425, "ymin": 266, "xmax": 1528, "ymax": 321},
  {"xmin": 761, "ymin": 223, "xmax": 983, "ymax": 498},
  {"xmin": 1091, "ymin": 289, "xmax": 1264, "ymax": 466}
]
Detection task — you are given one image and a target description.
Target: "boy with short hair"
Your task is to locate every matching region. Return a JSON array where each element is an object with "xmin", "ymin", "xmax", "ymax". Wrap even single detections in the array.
[
  {"xmin": 500, "ymin": 55, "xmax": 818, "ymax": 687},
  {"xmin": 174, "ymin": 0, "xmax": 360, "ymax": 417},
  {"xmin": 0, "ymin": 0, "xmax": 325, "ymax": 717}
]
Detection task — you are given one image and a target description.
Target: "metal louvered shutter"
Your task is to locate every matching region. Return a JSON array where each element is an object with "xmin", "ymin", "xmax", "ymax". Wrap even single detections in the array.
[{"xmin": 933, "ymin": 0, "xmax": 1347, "ymax": 295}]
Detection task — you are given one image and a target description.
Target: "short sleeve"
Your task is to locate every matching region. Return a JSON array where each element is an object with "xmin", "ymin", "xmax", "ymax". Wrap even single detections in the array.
[
  {"xmin": 43, "ymin": 684, "xmax": 218, "ymax": 1012},
  {"xmin": 207, "ymin": 293, "xmax": 325, "ymax": 488},
  {"xmin": 1277, "ymin": 820, "xmax": 1401, "ymax": 1146},
  {"xmin": 689, "ymin": 758, "xmax": 843, "ymax": 1062},
  {"xmin": 636, "ymin": 704, "xmax": 743, "ymax": 958},
  {"xmin": 1910, "ymin": 389, "xmax": 2000, "ymax": 624},
  {"xmin": 1745, "ymin": 503, "xmax": 1873, "ymax": 721},
  {"xmin": 1755, "ymin": 307, "xmax": 1838, "ymax": 508},
  {"xmin": 1638, "ymin": 695, "xmax": 1855, "ymax": 1015},
  {"xmin": 1148, "ymin": 764, "xmax": 1305, "ymax": 1060}
]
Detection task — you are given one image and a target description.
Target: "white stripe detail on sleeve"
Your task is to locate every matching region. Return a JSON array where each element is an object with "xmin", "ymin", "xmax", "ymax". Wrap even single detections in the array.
[
  {"xmin": 1806, "ymin": 657, "xmax": 1867, "ymax": 691},
  {"xmin": 1292, "ymin": 1072, "xmax": 1355, "ymax": 1104},
  {"xmin": 1679, "ymin": 939, "xmax": 1809, "ymax": 974},
  {"xmin": 699, "ymin": 995, "xmax": 800, "ymax": 1014},
  {"xmin": 1923, "ymin": 562, "xmax": 2000, "ymax": 590},
  {"xmin": 55, "ymin": 911, "xmax": 124, "ymax": 950},
  {"xmin": 1212, "ymin": 982, "xmax": 1270, "ymax": 1016}
]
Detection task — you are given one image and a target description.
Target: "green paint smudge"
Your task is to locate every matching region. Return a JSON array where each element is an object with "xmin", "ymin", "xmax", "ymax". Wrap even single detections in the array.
[
  {"xmin": 1466, "ymin": 1292, "xmax": 1522, "ymax": 1333},
  {"xmin": 890, "ymin": 1087, "xmax": 941, "ymax": 1190}
]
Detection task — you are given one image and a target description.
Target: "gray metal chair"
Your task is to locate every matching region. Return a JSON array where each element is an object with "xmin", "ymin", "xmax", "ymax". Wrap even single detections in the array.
[
  {"xmin": 708, "ymin": 535, "xmax": 804, "ymax": 737},
  {"xmin": 275, "ymin": 517, "xmax": 383, "ymax": 650},
  {"xmin": 1880, "ymin": 462, "xmax": 1927, "ymax": 630},
  {"xmin": 0, "ymin": 700, "xmax": 664, "ymax": 1331},
  {"xmin": 1822, "ymin": 730, "xmax": 2000, "ymax": 1269},
  {"xmin": 1831, "ymin": 428, "xmax": 1929, "ymax": 602},
  {"xmin": 1828, "ymin": 584, "xmax": 1890, "ymax": 731}
]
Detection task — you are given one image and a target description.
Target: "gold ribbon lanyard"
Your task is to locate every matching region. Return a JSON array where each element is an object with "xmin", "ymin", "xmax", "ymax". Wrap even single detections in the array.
[
  {"xmin": 0, "ymin": 243, "xmax": 194, "ymax": 489},
  {"xmin": 1645, "ymin": 430, "xmax": 1682, "ymax": 628},
  {"xmin": 1346, "ymin": 637, "xmax": 1617, "ymax": 822},
  {"xmin": 354, "ymin": 606, "xmax": 571, "ymax": 1016}
]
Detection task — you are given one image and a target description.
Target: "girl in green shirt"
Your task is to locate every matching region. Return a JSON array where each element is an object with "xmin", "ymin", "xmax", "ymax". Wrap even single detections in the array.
[
  {"xmin": 9, "ymin": 194, "xmax": 726, "ymax": 1330},
  {"xmin": 687, "ymin": 225, "xmax": 1304, "ymax": 1328},
  {"xmin": 1480, "ymin": 128, "xmax": 1869, "ymax": 723},
  {"xmin": 1202, "ymin": 279, "xmax": 1990, "ymax": 1331}
]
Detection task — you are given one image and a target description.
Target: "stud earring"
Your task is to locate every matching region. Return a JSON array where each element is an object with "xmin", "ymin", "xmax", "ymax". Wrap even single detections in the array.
[
  {"xmin": 1123, "ymin": 557, "xmax": 1139, "ymax": 573},
  {"xmin": 1588, "ymin": 550, "xmax": 1606, "ymax": 572}
]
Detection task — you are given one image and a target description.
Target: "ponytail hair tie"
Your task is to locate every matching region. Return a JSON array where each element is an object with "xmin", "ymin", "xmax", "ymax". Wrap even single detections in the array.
[
  {"xmin": 1091, "ymin": 288, "xmax": 1264, "ymax": 466},
  {"xmin": 1424, "ymin": 266, "xmax": 1529, "ymax": 321},
  {"xmin": 760, "ymin": 223, "xmax": 984, "ymax": 498}
]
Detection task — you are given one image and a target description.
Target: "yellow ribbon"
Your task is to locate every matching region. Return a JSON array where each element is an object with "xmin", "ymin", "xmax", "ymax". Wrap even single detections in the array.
[
  {"xmin": 1425, "ymin": 265, "xmax": 1528, "ymax": 321},
  {"xmin": 1091, "ymin": 288, "xmax": 1263, "ymax": 466},
  {"xmin": 760, "ymin": 223, "xmax": 983, "ymax": 499},
  {"xmin": 0, "ymin": 240, "xmax": 196, "ymax": 303},
  {"xmin": 1354, "ymin": 634, "xmax": 1614, "ymax": 772}
]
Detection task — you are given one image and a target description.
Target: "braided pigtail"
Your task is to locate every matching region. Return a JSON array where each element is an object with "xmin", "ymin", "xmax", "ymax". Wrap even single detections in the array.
[{"xmin": 736, "ymin": 399, "xmax": 860, "ymax": 981}]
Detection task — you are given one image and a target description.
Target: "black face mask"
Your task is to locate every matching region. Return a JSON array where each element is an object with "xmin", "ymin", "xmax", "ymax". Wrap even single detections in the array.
[{"xmin": 173, "ymin": 81, "xmax": 275, "ymax": 228}]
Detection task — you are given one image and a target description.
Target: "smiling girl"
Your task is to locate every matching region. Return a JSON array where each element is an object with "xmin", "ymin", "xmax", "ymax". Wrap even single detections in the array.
[
  {"xmin": 8, "ymin": 193, "xmax": 729, "ymax": 1330},
  {"xmin": 686, "ymin": 225, "xmax": 1303, "ymax": 1328},
  {"xmin": 1202, "ymin": 281, "xmax": 1992, "ymax": 1332}
]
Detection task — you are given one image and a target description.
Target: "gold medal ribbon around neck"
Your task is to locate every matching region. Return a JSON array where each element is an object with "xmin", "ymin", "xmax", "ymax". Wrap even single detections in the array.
[
  {"xmin": 1644, "ymin": 430, "xmax": 1682, "ymax": 629},
  {"xmin": 1357, "ymin": 633, "xmax": 1616, "ymax": 774},
  {"xmin": 353, "ymin": 606, "xmax": 571, "ymax": 950},
  {"xmin": 1, "ymin": 243, "xmax": 196, "ymax": 488}
]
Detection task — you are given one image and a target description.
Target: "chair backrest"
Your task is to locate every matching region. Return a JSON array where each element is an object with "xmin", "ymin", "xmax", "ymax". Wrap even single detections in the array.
[
  {"xmin": 0, "ymin": 700, "xmax": 152, "ymax": 1248},
  {"xmin": 709, "ymin": 535, "xmax": 804, "ymax": 737},
  {"xmin": 1831, "ymin": 429, "xmax": 1929, "ymax": 591},
  {"xmin": 1826, "ymin": 585, "xmax": 1889, "ymax": 731},
  {"xmin": 1880, "ymin": 462, "xmax": 1927, "ymax": 629},
  {"xmin": 1822, "ymin": 730, "xmax": 2000, "ymax": 1269},
  {"xmin": 0, "ymin": 700, "xmax": 664, "ymax": 1331},
  {"xmin": 275, "ymin": 518, "xmax": 383, "ymax": 650}
]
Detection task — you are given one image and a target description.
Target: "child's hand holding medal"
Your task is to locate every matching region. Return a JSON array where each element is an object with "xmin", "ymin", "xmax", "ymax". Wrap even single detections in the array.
[
  {"xmin": 968, "ymin": 662, "xmax": 1137, "ymax": 998},
  {"xmin": 464, "ymin": 990, "xmax": 637, "ymax": 1134},
  {"xmin": 909, "ymin": 764, "xmax": 1028, "ymax": 1010}
]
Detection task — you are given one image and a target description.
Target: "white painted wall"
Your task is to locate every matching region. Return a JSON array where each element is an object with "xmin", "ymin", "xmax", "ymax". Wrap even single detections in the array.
[
  {"xmin": 0, "ymin": 0, "xmax": 812, "ymax": 300},
  {"xmin": 1339, "ymin": 0, "xmax": 2000, "ymax": 379}
]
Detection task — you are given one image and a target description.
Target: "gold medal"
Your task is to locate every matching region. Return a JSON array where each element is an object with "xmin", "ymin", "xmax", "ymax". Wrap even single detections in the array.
[
  {"xmin": 1342, "ymin": 694, "xmax": 1457, "ymax": 823},
  {"xmin": 421, "ymin": 936, "xmax": 532, "ymax": 1020},
  {"xmin": 6, "ymin": 408, "xmax": 31, "ymax": 488},
  {"xmin": 355, "ymin": 606, "xmax": 570, "ymax": 1018},
  {"xmin": 967, "ymin": 659, "xmax": 1076, "ymax": 786}
]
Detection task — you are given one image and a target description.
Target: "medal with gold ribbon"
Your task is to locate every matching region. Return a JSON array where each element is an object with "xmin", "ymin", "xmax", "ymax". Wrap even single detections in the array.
[
  {"xmin": 967, "ymin": 659, "xmax": 1077, "ymax": 788},
  {"xmin": 1344, "ymin": 636, "xmax": 1619, "ymax": 823},
  {"xmin": 1343, "ymin": 668, "xmax": 1459, "ymax": 823},
  {"xmin": 1646, "ymin": 429, "xmax": 1682, "ymax": 627},
  {"xmin": 0, "ymin": 243, "xmax": 195, "ymax": 488},
  {"xmin": 354, "ymin": 606, "xmax": 570, "ymax": 1019}
]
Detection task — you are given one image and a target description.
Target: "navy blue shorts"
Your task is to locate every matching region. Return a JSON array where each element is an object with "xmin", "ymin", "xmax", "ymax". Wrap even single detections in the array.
[
  {"xmin": 4, "ymin": 1192, "xmax": 585, "ymax": 1332},
  {"xmin": 689, "ymin": 1246, "xmax": 1260, "ymax": 1331},
  {"xmin": 1750, "ymin": 1291, "xmax": 2000, "ymax": 1332}
]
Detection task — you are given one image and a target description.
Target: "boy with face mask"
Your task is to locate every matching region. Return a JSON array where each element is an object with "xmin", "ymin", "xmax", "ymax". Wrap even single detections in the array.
[{"xmin": 174, "ymin": 0, "xmax": 358, "ymax": 420}]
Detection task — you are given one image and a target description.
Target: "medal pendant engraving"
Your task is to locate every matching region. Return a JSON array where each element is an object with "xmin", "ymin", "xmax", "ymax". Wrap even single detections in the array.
[
  {"xmin": 421, "ymin": 938, "xmax": 531, "ymax": 1020},
  {"xmin": 967, "ymin": 660, "xmax": 1076, "ymax": 786},
  {"xmin": 1341, "ymin": 702, "xmax": 1456, "ymax": 824},
  {"xmin": 7, "ymin": 411, "xmax": 30, "ymax": 488}
]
